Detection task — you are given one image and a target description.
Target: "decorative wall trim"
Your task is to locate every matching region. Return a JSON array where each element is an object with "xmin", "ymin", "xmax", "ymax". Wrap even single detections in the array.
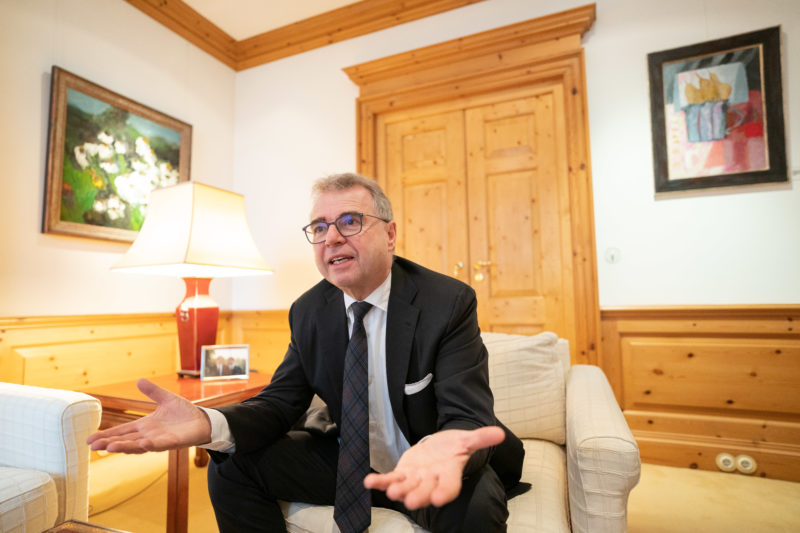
[
  {"xmin": 125, "ymin": 0, "xmax": 487, "ymax": 71},
  {"xmin": 601, "ymin": 305, "xmax": 800, "ymax": 481}
]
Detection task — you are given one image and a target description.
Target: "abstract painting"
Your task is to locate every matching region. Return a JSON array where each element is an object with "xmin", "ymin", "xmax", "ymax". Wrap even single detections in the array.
[{"xmin": 648, "ymin": 27, "xmax": 786, "ymax": 193}]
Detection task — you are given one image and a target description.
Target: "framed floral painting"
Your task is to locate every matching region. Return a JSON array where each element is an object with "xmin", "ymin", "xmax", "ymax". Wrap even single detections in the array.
[
  {"xmin": 44, "ymin": 66, "xmax": 192, "ymax": 241},
  {"xmin": 648, "ymin": 27, "xmax": 787, "ymax": 194}
]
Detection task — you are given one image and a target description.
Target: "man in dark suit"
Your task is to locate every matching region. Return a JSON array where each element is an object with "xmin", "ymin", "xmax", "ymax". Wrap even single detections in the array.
[
  {"xmin": 87, "ymin": 173, "xmax": 521, "ymax": 532},
  {"xmin": 205, "ymin": 355, "xmax": 228, "ymax": 377}
]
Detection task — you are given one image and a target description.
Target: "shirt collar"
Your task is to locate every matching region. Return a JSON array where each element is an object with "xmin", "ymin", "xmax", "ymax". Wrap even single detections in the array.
[{"xmin": 343, "ymin": 271, "xmax": 391, "ymax": 314}]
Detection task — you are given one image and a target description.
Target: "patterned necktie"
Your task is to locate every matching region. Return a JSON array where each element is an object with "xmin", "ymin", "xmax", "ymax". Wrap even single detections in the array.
[{"xmin": 334, "ymin": 301, "xmax": 373, "ymax": 533}]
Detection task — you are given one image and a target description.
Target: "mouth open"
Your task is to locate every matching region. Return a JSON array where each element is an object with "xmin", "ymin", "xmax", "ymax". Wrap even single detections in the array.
[{"xmin": 328, "ymin": 256, "xmax": 353, "ymax": 265}]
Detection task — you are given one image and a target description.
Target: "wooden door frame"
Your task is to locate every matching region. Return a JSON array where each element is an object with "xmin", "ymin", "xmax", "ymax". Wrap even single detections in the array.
[{"xmin": 344, "ymin": 4, "xmax": 600, "ymax": 364}]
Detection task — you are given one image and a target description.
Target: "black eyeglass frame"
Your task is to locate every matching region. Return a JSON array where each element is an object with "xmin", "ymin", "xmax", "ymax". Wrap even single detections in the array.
[{"xmin": 302, "ymin": 212, "xmax": 390, "ymax": 244}]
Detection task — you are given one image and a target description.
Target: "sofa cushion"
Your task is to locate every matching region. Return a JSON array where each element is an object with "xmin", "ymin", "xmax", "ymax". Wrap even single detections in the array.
[
  {"xmin": 0, "ymin": 466, "xmax": 58, "ymax": 533},
  {"xmin": 482, "ymin": 332, "xmax": 567, "ymax": 444},
  {"xmin": 278, "ymin": 438, "xmax": 570, "ymax": 533},
  {"xmin": 508, "ymin": 439, "xmax": 570, "ymax": 533},
  {"xmin": 280, "ymin": 501, "xmax": 428, "ymax": 533}
]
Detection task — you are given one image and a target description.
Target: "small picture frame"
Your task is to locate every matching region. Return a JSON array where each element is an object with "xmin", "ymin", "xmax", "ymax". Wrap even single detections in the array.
[{"xmin": 200, "ymin": 345, "xmax": 250, "ymax": 381}]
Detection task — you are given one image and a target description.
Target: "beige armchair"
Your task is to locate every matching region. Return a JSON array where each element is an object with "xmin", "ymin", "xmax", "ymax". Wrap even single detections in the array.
[
  {"xmin": 280, "ymin": 331, "xmax": 641, "ymax": 532},
  {"xmin": 0, "ymin": 382, "xmax": 101, "ymax": 532}
]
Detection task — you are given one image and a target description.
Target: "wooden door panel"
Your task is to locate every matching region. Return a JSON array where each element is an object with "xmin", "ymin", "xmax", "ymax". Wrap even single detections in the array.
[
  {"xmin": 486, "ymin": 170, "xmax": 540, "ymax": 296},
  {"xmin": 488, "ymin": 296, "xmax": 546, "ymax": 327},
  {"xmin": 382, "ymin": 110, "xmax": 468, "ymax": 281},
  {"xmin": 467, "ymin": 91, "xmax": 572, "ymax": 336},
  {"xmin": 402, "ymin": 183, "xmax": 447, "ymax": 273}
]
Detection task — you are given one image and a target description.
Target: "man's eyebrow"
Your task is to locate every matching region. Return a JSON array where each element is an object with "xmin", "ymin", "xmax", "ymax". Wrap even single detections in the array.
[{"xmin": 309, "ymin": 211, "xmax": 361, "ymax": 224}]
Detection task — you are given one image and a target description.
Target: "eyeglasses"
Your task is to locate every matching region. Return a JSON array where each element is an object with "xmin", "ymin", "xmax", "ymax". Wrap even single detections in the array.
[{"xmin": 302, "ymin": 212, "xmax": 389, "ymax": 244}]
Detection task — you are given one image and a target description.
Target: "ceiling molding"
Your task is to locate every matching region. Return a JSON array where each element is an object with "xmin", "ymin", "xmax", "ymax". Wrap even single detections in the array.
[
  {"xmin": 125, "ymin": 0, "xmax": 488, "ymax": 71},
  {"xmin": 125, "ymin": 0, "xmax": 239, "ymax": 69}
]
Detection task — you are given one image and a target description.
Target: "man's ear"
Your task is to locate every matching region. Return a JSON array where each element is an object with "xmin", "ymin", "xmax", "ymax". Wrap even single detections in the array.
[{"xmin": 386, "ymin": 220, "xmax": 397, "ymax": 251}]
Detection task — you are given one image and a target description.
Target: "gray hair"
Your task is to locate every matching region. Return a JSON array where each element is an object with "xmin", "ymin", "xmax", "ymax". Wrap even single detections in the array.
[{"xmin": 311, "ymin": 172, "xmax": 394, "ymax": 221}]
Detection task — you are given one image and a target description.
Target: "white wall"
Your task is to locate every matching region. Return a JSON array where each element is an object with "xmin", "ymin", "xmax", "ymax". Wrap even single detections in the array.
[
  {"xmin": 2, "ymin": 0, "xmax": 797, "ymax": 317},
  {"xmin": 0, "ymin": 0, "xmax": 237, "ymax": 316},
  {"xmin": 233, "ymin": 0, "xmax": 800, "ymax": 310}
]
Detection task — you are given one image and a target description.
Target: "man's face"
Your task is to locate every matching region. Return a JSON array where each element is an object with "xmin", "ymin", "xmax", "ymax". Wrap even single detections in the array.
[{"xmin": 310, "ymin": 186, "xmax": 396, "ymax": 300}]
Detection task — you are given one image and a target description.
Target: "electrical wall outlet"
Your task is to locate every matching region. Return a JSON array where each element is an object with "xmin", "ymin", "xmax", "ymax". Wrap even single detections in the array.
[
  {"xmin": 715, "ymin": 452, "xmax": 736, "ymax": 472},
  {"xmin": 736, "ymin": 454, "xmax": 757, "ymax": 474}
]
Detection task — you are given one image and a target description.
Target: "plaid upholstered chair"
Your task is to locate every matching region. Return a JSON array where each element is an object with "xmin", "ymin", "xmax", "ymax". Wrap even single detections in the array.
[
  {"xmin": 280, "ymin": 332, "xmax": 641, "ymax": 532},
  {"xmin": 0, "ymin": 383, "xmax": 101, "ymax": 532}
]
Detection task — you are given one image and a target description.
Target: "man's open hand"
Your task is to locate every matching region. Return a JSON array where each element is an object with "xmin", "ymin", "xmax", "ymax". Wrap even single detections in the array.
[
  {"xmin": 86, "ymin": 378, "xmax": 212, "ymax": 453},
  {"xmin": 363, "ymin": 426, "xmax": 504, "ymax": 510}
]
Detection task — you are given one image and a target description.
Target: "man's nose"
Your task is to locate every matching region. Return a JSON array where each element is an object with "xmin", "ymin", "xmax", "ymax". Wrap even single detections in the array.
[{"xmin": 324, "ymin": 223, "xmax": 346, "ymax": 245}]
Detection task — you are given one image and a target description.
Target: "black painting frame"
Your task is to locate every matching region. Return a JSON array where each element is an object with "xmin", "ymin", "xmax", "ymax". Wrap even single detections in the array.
[{"xmin": 648, "ymin": 27, "xmax": 787, "ymax": 194}]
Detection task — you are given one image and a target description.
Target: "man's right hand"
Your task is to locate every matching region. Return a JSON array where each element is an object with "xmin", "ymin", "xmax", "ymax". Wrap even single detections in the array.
[{"xmin": 86, "ymin": 378, "xmax": 212, "ymax": 453}]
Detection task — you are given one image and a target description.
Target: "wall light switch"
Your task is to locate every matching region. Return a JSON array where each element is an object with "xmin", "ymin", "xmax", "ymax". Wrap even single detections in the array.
[{"xmin": 604, "ymin": 247, "xmax": 621, "ymax": 264}]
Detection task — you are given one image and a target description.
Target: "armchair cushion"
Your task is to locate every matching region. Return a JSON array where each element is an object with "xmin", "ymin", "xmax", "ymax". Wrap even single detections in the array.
[
  {"xmin": 483, "ymin": 331, "xmax": 568, "ymax": 444},
  {"xmin": 0, "ymin": 467, "xmax": 57, "ymax": 533},
  {"xmin": 507, "ymin": 439, "xmax": 570, "ymax": 532}
]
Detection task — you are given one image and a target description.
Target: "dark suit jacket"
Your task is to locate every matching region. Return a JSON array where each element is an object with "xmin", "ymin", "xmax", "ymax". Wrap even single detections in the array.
[{"xmin": 216, "ymin": 256, "xmax": 523, "ymax": 484}]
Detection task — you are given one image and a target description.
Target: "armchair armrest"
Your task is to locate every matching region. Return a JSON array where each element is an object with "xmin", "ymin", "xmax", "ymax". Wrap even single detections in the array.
[
  {"xmin": 0, "ymin": 383, "xmax": 102, "ymax": 523},
  {"xmin": 565, "ymin": 365, "xmax": 641, "ymax": 533}
]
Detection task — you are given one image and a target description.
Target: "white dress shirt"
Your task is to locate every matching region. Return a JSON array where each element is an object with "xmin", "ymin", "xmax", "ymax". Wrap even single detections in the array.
[{"xmin": 202, "ymin": 271, "xmax": 411, "ymax": 472}]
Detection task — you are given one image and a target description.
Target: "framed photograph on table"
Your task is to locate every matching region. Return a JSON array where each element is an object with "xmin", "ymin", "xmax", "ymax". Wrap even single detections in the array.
[
  {"xmin": 44, "ymin": 66, "xmax": 192, "ymax": 241},
  {"xmin": 201, "ymin": 345, "xmax": 250, "ymax": 381},
  {"xmin": 647, "ymin": 26, "xmax": 787, "ymax": 194}
]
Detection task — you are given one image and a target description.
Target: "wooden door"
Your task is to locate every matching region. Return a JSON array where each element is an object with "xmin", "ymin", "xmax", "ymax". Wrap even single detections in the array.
[
  {"xmin": 348, "ymin": 5, "xmax": 599, "ymax": 363},
  {"xmin": 382, "ymin": 109, "xmax": 469, "ymax": 284},
  {"xmin": 379, "ymin": 86, "xmax": 575, "ymax": 340},
  {"xmin": 465, "ymin": 87, "xmax": 574, "ymax": 338}
]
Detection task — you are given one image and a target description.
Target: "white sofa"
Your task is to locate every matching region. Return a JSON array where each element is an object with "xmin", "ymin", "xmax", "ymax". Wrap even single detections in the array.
[
  {"xmin": 0, "ymin": 383, "xmax": 101, "ymax": 533},
  {"xmin": 280, "ymin": 331, "xmax": 641, "ymax": 532}
]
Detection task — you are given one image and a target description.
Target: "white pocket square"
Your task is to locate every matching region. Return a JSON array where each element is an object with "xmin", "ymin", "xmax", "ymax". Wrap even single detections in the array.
[{"xmin": 404, "ymin": 373, "xmax": 433, "ymax": 395}]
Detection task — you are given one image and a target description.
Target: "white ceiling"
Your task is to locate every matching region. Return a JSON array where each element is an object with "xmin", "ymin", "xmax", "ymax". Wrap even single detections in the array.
[{"xmin": 183, "ymin": 0, "xmax": 362, "ymax": 40}]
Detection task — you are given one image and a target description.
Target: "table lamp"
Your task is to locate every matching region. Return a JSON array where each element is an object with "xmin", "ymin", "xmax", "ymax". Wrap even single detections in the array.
[{"xmin": 112, "ymin": 182, "xmax": 273, "ymax": 376}]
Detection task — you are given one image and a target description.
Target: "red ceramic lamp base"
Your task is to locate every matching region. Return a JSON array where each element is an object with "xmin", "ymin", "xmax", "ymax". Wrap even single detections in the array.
[{"xmin": 176, "ymin": 277, "xmax": 219, "ymax": 377}]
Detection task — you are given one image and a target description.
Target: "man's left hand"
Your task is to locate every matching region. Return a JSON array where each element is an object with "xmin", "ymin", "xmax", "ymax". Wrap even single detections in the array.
[{"xmin": 363, "ymin": 426, "xmax": 505, "ymax": 510}]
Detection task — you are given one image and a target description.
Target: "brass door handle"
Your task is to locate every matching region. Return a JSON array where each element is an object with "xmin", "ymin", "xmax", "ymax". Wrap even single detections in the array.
[
  {"xmin": 453, "ymin": 261, "xmax": 464, "ymax": 277},
  {"xmin": 473, "ymin": 260, "xmax": 491, "ymax": 282}
]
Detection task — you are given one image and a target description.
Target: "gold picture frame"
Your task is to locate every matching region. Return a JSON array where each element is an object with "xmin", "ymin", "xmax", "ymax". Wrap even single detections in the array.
[{"xmin": 44, "ymin": 66, "xmax": 192, "ymax": 241}]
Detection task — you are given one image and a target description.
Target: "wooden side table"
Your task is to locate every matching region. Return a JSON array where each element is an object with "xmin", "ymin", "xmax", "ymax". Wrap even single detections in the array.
[{"xmin": 82, "ymin": 372, "xmax": 271, "ymax": 533}]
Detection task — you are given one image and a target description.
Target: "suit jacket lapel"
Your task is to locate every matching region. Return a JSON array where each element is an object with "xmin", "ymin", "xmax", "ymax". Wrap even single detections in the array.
[
  {"xmin": 385, "ymin": 261, "xmax": 419, "ymax": 439},
  {"xmin": 320, "ymin": 283, "xmax": 348, "ymax": 408}
]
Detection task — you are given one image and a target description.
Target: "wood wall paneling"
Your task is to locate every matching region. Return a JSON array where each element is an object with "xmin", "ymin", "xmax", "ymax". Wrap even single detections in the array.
[
  {"xmin": 227, "ymin": 310, "xmax": 291, "ymax": 375},
  {"xmin": 601, "ymin": 306, "xmax": 800, "ymax": 481},
  {"xmin": 5, "ymin": 304, "xmax": 798, "ymax": 481},
  {"xmin": 0, "ymin": 311, "xmax": 290, "ymax": 389}
]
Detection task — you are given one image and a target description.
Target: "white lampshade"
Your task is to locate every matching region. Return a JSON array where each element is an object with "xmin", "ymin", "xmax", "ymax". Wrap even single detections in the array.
[{"xmin": 112, "ymin": 182, "xmax": 273, "ymax": 278}]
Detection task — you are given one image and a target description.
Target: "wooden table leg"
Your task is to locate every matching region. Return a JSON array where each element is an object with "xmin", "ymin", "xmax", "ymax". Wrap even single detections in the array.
[
  {"xmin": 166, "ymin": 447, "xmax": 190, "ymax": 533},
  {"xmin": 194, "ymin": 447, "xmax": 209, "ymax": 467}
]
